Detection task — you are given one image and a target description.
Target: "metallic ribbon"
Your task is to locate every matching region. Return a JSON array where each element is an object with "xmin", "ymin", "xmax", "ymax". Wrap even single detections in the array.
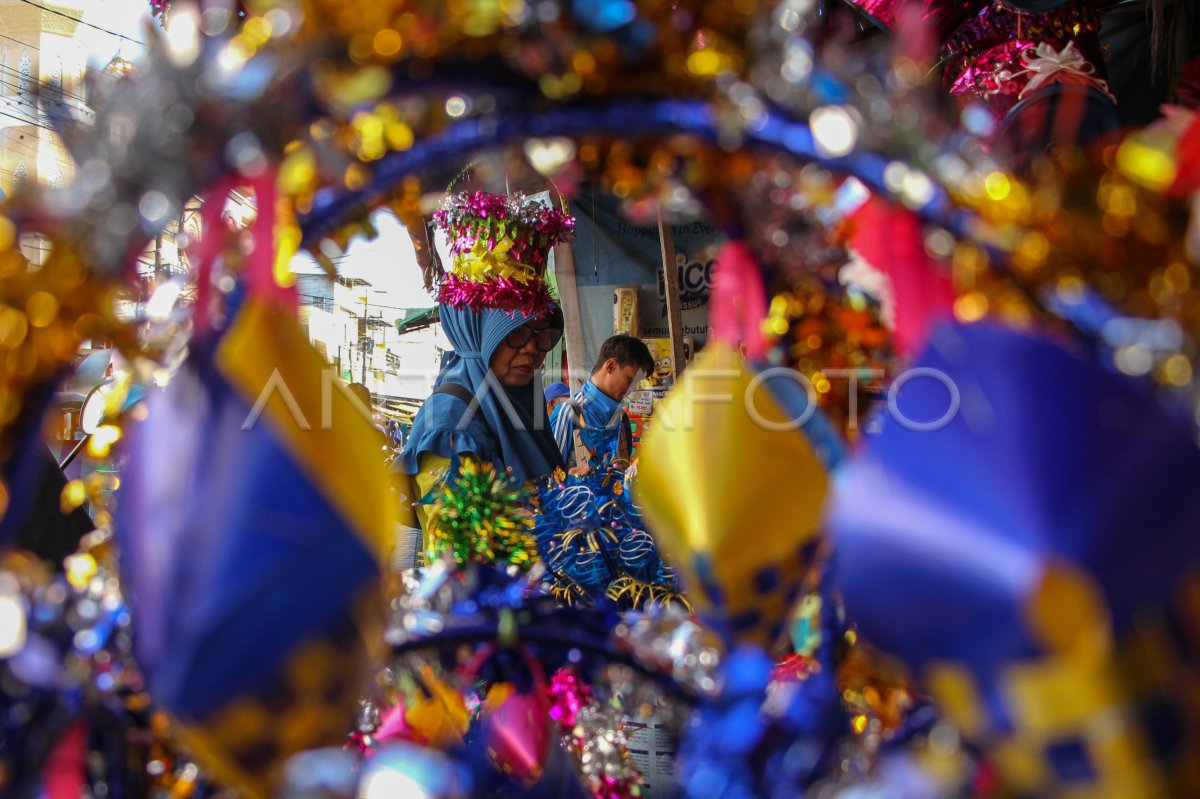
[
  {"xmin": 1009, "ymin": 41, "xmax": 1115, "ymax": 102},
  {"xmin": 450, "ymin": 235, "xmax": 541, "ymax": 285}
]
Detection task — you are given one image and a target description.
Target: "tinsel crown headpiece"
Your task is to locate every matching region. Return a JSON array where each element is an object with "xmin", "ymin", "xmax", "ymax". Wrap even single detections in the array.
[{"xmin": 433, "ymin": 191, "xmax": 574, "ymax": 315}]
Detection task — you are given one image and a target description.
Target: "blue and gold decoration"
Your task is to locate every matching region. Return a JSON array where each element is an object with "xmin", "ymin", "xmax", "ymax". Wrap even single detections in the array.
[
  {"xmin": 117, "ymin": 295, "xmax": 402, "ymax": 797},
  {"xmin": 830, "ymin": 321, "xmax": 1200, "ymax": 798},
  {"xmin": 532, "ymin": 460, "xmax": 688, "ymax": 611}
]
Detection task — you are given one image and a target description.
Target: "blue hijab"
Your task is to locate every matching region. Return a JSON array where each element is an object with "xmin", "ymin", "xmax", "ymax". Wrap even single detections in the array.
[{"xmin": 400, "ymin": 303, "xmax": 565, "ymax": 482}]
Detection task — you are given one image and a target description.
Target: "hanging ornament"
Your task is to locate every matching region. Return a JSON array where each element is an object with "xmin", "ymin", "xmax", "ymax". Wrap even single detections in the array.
[
  {"xmin": 480, "ymin": 682, "xmax": 554, "ymax": 786},
  {"xmin": 401, "ymin": 668, "xmax": 471, "ymax": 749}
]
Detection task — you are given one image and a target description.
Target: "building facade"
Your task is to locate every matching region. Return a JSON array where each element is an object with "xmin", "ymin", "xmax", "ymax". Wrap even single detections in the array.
[{"xmin": 295, "ymin": 273, "xmax": 413, "ymax": 404}]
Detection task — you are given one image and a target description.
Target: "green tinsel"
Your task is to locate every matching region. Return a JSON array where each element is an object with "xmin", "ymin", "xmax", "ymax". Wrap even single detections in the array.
[{"xmin": 425, "ymin": 459, "xmax": 538, "ymax": 569}]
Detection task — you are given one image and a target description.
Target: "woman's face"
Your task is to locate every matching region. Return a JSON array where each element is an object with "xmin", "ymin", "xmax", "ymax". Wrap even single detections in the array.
[{"xmin": 490, "ymin": 316, "xmax": 556, "ymax": 387}]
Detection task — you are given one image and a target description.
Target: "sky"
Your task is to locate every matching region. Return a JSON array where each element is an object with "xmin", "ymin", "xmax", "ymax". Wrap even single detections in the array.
[
  {"xmin": 78, "ymin": 0, "xmax": 152, "ymax": 62},
  {"xmin": 290, "ymin": 209, "xmax": 438, "ymax": 317}
]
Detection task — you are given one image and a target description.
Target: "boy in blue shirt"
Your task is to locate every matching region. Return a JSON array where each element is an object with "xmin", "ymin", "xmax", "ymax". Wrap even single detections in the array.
[{"xmin": 550, "ymin": 335, "xmax": 655, "ymax": 467}]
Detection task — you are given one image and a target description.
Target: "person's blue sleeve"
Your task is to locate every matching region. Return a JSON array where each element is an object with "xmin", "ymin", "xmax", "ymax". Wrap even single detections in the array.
[{"xmin": 550, "ymin": 402, "xmax": 574, "ymax": 464}]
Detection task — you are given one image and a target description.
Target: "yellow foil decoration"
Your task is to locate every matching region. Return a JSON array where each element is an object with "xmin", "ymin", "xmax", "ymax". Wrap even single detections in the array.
[
  {"xmin": 404, "ymin": 667, "xmax": 470, "ymax": 748},
  {"xmin": 634, "ymin": 342, "xmax": 829, "ymax": 648},
  {"xmin": 452, "ymin": 236, "xmax": 539, "ymax": 285}
]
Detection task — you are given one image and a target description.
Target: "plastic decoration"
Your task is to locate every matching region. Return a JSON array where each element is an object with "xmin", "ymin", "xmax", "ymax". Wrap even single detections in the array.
[
  {"xmin": 424, "ymin": 458, "xmax": 538, "ymax": 569},
  {"xmin": 432, "ymin": 192, "xmax": 574, "ymax": 314},
  {"xmin": 634, "ymin": 342, "xmax": 829, "ymax": 649},
  {"xmin": 532, "ymin": 462, "xmax": 688, "ymax": 611}
]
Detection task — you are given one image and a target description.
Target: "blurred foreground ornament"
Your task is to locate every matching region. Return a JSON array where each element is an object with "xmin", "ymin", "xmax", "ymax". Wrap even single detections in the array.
[
  {"xmin": 635, "ymin": 340, "xmax": 828, "ymax": 648},
  {"xmin": 402, "ymin": 668, "xmax": 471, "ymax": 749},
  {"xmin": 118, "ymin": 294, "xmax": 398, "ymax": 796},
  {"xmin": 0, "ymin": 549, "xmax": 191, "ymax": 797},
  {"xmin": 549, "ymin": 668, "xmax": 646, "ymax": 799},
  {"xmin": 481, "ymin": 681, "xmax": 554, "ymax": 785},
  {"xmin": 0, "ymin": 238, "xmax": 121, "ymax": 544},
  {"xmin": 357, "ymin": 741, "xmax": 472, "ymax": 799},
  {"xmin": 636, "ymin": 241, "xmax": 826, "ymax": 647},
  {"xmin": 830, "ymin": 321, "xmax": 1200, "ymax": 797},
  {"xmin": 674, "ymin": 644, "xmax": 844, "ymax": 799},
  {"xmin": 844, "ymin": 196, "xmax": 954, "ymax": 355}
]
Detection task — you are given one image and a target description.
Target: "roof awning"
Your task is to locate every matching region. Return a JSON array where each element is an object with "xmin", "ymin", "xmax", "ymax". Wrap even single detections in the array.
[
  {"xmin": 378, "ymin": 397, "xmax": 423, "ymax": 421},
  {"xmin": 395, "ymin": 307, "xmax": 439, "ymax": 335}
]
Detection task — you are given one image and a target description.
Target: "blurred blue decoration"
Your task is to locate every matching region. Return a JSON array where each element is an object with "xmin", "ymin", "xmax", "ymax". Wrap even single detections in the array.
[
  {"xmin": 674, "ymin": 636, "xmax": 844, "ymax": 799},
  {"xmin": 754, "ymin": 364, "xmax": 848, "ymax": 473},
  {"xmin": 120, "ymin": 347, "xmax": 376, "ymax": 717},
  {"xmin": 831, "ymin": 321, "xmax": 1200, "ymax": 669},
  {"xmin": 571, "ymin": 0, "xmax": 637, "ymax": 32},
  {"xmin": 828, "ymin": 321, "xmax": 1200, "ymax": 790},
  {"xmin": 298, "ymin": 101, "xmax": 957, "ymax": 248},
  {"xmin": 116, "ymin": 299, "xmax": 395, "ymax": 793}
]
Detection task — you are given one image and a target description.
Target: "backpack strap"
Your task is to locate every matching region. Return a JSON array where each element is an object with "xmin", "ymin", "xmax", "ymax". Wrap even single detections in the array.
[
  {"xmin": 431, "ymin": 382, "xmax": 486, "ymax": 439},
  {"xmin": 432, "ymin": 383, "xmax": 477, "ymax": 406},
  {"xmin": 571, "ymin": 428, "xmax": 591, "ymax": 469}
]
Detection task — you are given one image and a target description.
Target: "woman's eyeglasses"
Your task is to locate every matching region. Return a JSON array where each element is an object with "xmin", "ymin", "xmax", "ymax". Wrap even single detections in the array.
[{"xmin": 505, "ymin": 325, "xmax": 563, "ymax": 352}]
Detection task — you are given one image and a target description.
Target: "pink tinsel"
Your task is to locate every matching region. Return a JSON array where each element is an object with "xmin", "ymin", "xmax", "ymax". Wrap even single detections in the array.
[
  {"xmin": 434, "ymin": 191, "xmax": 575, "ymax": 272},
  {"xmin": 548, "ymin": 668, "xmax": 592, "ymax": 727},
  {"xmin": 437, "ymin": 273, "xmax": 556, "ymax": 316}
]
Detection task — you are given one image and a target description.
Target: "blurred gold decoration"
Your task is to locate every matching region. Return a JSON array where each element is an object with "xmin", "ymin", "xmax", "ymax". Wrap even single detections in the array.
[
  {"xmin": 762, "ymin": 283, "xmax": 892, "ymax": 441},
  {"xmin": 0, "ymin": 238, "xmax": 125, "ymax": 527}
]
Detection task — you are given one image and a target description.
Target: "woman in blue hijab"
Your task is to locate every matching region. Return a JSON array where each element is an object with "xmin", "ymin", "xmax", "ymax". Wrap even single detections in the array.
[
  {"xmin": 400, "ymin": 303, "xmax": 565, "ymax": 484},
  {"xmin": 393, "ymin": 190, "xmax": 574, "ymax": 553}
]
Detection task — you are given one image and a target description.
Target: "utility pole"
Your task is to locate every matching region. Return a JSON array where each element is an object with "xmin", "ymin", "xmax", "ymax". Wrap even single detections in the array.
[
  {"xmin": 658, "ymin": 210, "xmax": 686, "ymax": 383},
  {"xmin": 361, "ymin": 293, "xmax": 370, "ymax": 385}
]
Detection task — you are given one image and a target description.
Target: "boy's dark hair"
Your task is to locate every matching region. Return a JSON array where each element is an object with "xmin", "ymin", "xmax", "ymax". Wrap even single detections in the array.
[{"xmin": 592, "ymin": 335, "xmax": 655, "ymax": 375}]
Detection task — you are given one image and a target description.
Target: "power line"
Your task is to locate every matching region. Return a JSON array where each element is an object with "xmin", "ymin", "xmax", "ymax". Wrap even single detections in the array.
[
  {"xmin": 0, "ymin": 150, "xmax": 77, "ymax": 184},
  {"xmin": 0, "ymin": 129, "xmax": 73, "ymax": 168},
  {"xmin": 0, "ymin": 104, "xmax": 65, "ymax": 134},
  {"xmin": 0, "ymin": 31, "xmax": 40, "ymax": 52},
  {"xmin": 0, "ymin": 102, "xmax": 51, "ymax": 130},
  {"xmin": 0, "ymin": 66, "xmax": 97, "ymax": 125},
  {"xmin": 0, "ymin": 31, "xmax": 130, "ymax": 105},
  {"xmin": 0, "ymin": 101, "xmax": 96, "ymax": 146},
  {"xmin": 293, "ymin": 290, "xmax": 433, "ymax": 314},
  {"xmin": 0, "ymin": 93, "xmax": 88, "ymax": 128},
  {"xmin": 0, "ymin": 128, "xmax": 73, "ymax": 171},
  {"xmin": 12, "ymin": 0, "xmax": 147, "ymax": 46},
  {"xmin": 0, "ymin": 105, "xmax": 88, "ymax": 158},
  {"xmin": 0, "ymin": 96, "xmax": 82, "ymax": 179},
  {"xmin": 0, "ymin": 59, "xmax": 95, "ymax": 107}
]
